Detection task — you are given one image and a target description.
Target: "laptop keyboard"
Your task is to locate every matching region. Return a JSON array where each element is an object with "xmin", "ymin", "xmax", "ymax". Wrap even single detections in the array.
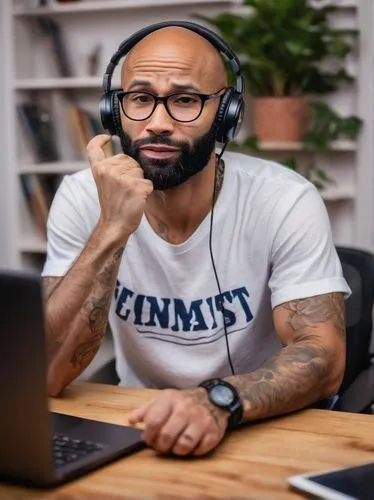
[{"xmin": 53, "ymin": 433, "xmax": 104, "ymax": 468}]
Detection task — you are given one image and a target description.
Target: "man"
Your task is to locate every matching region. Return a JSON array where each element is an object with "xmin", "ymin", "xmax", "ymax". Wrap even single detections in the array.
[{"xmin": 42, "ymin": 24, "xmax": 350, "ymax": 458}]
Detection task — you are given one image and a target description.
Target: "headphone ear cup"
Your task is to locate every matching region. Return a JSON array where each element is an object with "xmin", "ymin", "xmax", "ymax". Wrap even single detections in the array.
[
  {"xmin": 99, "ymin": 90, "xmax": 122, "ymax": 137},
  {"xmin": 111, "ymin": 91, "xmax": 123, "ymax": 137},
  {"xmin": 214, "ymin": 89, "xmax": 233, "ymax": 144},
  {"xmin": 214, "ymin": 89, "xmax": 244, "ymax": 144}
]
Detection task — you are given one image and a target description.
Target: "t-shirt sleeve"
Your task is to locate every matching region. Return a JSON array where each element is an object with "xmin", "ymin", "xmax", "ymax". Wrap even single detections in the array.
[
  {"xmin": 268, "ymin": 183, "xmax": 351, "ymax": 308},
  {"xmin": 42, "ymin": 175, "xmax": 91, "ymax": 277}
]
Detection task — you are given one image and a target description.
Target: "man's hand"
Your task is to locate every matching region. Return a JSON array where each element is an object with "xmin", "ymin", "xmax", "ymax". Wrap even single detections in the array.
[
  {"xmin": 87, "ymin": 134, "xmax": 154, "ymax": 241},
  {"xmin": 128, "ymin": 388, "xmax": 229, "ymax": 456}
]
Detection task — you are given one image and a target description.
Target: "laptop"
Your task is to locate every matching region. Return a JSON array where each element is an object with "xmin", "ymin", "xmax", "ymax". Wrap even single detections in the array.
[{"xmin": 0, "ymin": 270, "xmax": 145, "ymax": 487}]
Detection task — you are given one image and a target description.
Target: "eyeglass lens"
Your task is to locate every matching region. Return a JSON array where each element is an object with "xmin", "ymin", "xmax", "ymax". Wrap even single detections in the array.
[{"xmin": 121, "ymin": 93, "xmax": 203, "ymax": 122}]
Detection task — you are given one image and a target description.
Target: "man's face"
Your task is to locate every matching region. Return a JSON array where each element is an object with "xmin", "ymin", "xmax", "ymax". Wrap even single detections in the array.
[
  {"xmin": 118, "ymin": 29, "xmax": 227, "ymax": 190},
  {"xmin": 119, "ymin": 127, "xmax": 216, "ymax": 191}
]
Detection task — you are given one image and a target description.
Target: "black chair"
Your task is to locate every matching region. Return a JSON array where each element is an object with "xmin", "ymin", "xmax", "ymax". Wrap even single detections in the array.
[
  {"xmin": 334, "ymin": 246, "xmax": 374, "ymax": 414},
  {"xmin": 88, "ymin": 357, "xmax": 119, "ymax": 385}
]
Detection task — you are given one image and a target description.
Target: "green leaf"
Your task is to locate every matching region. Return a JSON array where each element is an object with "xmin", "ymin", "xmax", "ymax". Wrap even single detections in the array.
[
  {"xmin": 241, "ymin": 135, "xmax": 261, "ymax": 151},
  {"xmin": 282, "ymin": 156, "xmax": 298, "ymax": 171},
  {"xmin": 196, "ymin": 0, "xmax": 356, "ymax": 97},
  {"xmin": 314, "ymin": 167, "xmax": 334, "ymax": 185},
  {"xmin": 312, "ymin": 179, "xmax": 325, "ymax": 191},
  {"xmin": 304, "ymin": 101, "xmax": 362, "ymax": 151}
]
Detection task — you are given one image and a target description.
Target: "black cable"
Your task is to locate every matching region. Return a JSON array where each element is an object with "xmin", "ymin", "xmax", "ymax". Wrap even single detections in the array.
[{"xmin": 208, "ymin": 143, "xmax": 236, "ymax": 376}]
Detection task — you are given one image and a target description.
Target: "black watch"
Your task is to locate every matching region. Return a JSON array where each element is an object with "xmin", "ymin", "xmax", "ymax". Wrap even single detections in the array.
[{"xmin": 198, "ymin": 378, "xmax": 243, "ymax": 429}]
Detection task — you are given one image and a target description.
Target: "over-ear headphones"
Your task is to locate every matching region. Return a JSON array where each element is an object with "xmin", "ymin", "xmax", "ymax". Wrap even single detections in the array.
[{"xmin": 99, "ymin": 20, "xmax": 245, "ymax": 144}]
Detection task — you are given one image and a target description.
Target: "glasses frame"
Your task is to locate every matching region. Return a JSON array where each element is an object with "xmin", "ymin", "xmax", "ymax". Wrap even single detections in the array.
[{"xmin": 117, "ymin": 89, "xmax": 225, "ymax": 123}]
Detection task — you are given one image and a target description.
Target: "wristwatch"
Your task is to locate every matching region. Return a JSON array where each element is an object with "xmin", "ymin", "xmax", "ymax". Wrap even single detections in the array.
[{"xmin": 198, "ymin": 378, "xmax": 243, "ymax": 429}]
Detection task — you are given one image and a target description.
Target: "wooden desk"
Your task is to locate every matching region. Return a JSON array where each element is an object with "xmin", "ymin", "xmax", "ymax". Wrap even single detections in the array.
[{"xmin": 1, "ymin": 382, "xmax": 374, "ymax": 499}]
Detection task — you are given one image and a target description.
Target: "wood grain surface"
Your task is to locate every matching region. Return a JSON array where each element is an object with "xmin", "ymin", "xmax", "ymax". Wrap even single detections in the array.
[{"xmin": 1, "ymin": 382, "xmax": 373, "ymax": 499}]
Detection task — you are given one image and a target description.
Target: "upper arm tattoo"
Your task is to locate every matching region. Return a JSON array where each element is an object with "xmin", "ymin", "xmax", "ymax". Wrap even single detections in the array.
[{"xmin": 280, "ymin": 292, "xmax": 345, "ymax": 340}]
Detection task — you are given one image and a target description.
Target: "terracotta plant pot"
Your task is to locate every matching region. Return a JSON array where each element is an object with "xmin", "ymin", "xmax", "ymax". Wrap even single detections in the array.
[{"xmin": 253, "ymin": 96, "xmax": 309, "ymax": 142}]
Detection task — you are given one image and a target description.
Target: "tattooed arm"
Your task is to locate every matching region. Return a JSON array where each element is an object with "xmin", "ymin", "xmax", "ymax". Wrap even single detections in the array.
[
  {"xmin": 127, "ymin": 292, "xmax": 346, "ymax": 457},
  {"xmin": 43, "ymin": 133, "xmax": 153, "ymax": 396},
  {"xmin": 44, "ymin": 221, "xmax": 126, "ymax": 397},
  {"xmin": 222, "ymin": 292, "xmax": 346, "ymax": 422}
]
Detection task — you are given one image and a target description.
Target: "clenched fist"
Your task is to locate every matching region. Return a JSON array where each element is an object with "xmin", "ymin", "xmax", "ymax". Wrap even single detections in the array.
[
  {"xmin": 128, "ymin": 388, "xmax": 229, "ymax": 456},
  {"xmin": 87, "ymin": 134, "xmax": 154, "ymax": 241}
]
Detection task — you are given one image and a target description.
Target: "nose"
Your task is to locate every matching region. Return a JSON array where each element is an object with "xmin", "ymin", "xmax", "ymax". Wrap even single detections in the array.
[{"xmin": 145, "ymin": 101, "xmax": 174, "ymax": 136}]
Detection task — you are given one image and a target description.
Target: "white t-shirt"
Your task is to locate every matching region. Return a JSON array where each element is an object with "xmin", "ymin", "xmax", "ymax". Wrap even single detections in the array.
[{"xmin": 42, "ymin": 152, "xmax": 350, "ymax": 389}]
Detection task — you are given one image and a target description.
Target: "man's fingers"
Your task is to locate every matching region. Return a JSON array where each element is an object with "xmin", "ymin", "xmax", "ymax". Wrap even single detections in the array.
[
  {"xmin": 150, "ymin": 409, "xmax": 188, "ymax": 453},
  {"xmin": 129, "ymin": 390, "xmax": 225, "ymax": 457},
  {"xmin": 128, "ymin": 399, "xmax": 154, "ymax": 425},
  {"xmin": 102, "ymin": 138, "xmax": 113, "ymax": 158},
  {"xmin": 140, "ymin": 179, "xmax": 154, "ymax": 197},
  {"xmin": 141, "ymin": 398, "xmax": 174, "ymax": 444},
  {"xmin": 192, "ymin": 430, "xmax": 222, "ymax": 457},
  {"xmin": 171, "ymin": 421, "xmax": 207, "ymax": 456},
  {"xmin": 87, "ymin": 134, "xmax": 112, "ymax": 164}
]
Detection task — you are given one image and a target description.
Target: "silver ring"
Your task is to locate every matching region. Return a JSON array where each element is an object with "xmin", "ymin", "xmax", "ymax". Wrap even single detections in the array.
[{"xmin": 181, "ymin": 433, "xmax": 194, "ymax": 442}]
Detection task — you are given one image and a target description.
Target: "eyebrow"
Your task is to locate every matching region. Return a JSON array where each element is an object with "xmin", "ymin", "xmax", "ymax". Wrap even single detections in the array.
[{"xmin": 127, "ymin": 80, "xmax": 202, "ymax": 93}]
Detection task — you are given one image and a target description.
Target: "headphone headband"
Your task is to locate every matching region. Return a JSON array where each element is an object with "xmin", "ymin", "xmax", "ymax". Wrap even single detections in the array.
[
  {"xmin": 102, "ymin": 20, "xmax": 244, "ymax": 95},
  {"xmin": 100, "ymin": 20, "xmax": 245, "ymax": 144}
]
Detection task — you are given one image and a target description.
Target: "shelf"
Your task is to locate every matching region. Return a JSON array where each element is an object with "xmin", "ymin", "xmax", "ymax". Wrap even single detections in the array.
[
  {"xmin": 14, "ymin": 76, "xmax": 110, "ymax": 90},
  {"xmin": 13, "ymin": 0, "xmax": 240, "ymax": 16},
  {"xmin": 19, "ymin": 161, "xmax": 87, "ymax": 175},
  {"xmin": 232, "ymin": 140, "xmax": 357, "ymax": 153},
  {"xmin": 310, "ymin": 0, "xmax": 357, "ymax": 8},
  {"xmin": 321, "ymin": 187, "xmax": 355, "ymax": 201},
  {"xmin": 258, "ymin": 140, "xmax": 357, "ymax": 152},
  {"xmin": 234, "ymin": 0, "xmax": 357, "ymax": 14},
  {"xmin": 19, "ymin": 236, "xmax": 47, "ymax": 254}
]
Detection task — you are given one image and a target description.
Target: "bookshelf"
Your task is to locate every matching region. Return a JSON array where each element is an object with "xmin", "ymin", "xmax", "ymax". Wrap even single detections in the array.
[
  {"xmin": 1, "ymin": 0, "xmax": 373, "ymax": 272},
  {"xmin": 1, "ymin": 0, "xmax": 372, "ymax": 378},
  {"xmin": 12, "ymin": 0, "xmax": 359, "ymax": 16},
  {"xmin": 12, "ymin": 0, "xmax": 241, "ymax": 16},
  {"xmin": 18, "ymin": 161, "xmax": 87, "ymax": 175}
]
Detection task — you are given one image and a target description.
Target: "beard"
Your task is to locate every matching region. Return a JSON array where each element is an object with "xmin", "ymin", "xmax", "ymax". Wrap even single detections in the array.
[{"xmin": 119, "ymin": 127, "xmax": 216, "ymax": 190}]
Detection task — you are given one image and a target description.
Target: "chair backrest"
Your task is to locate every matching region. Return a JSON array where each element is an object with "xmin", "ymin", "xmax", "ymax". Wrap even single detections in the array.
[{"xmin": 336, "ymin": 246, "xmax": 374, "ymax": 394}]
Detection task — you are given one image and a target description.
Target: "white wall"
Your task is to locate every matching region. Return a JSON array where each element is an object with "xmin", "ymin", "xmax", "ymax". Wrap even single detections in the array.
[{"xmin": 0, "ymin": 1, "xmax": 18, "ymax": 269}]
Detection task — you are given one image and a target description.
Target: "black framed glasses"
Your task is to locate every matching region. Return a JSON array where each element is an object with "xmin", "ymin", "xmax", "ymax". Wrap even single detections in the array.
[{"xmin": 117, "ymin": 89, "xmax": 225, "ymax": 123}]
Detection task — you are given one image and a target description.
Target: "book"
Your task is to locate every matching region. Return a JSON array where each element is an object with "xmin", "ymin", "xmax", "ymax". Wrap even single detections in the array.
[
  {"xmin": 36, "ymin": 16, "xmax": 72, "ymax": 78},
  {"xmin": 66, "ymin": 104, "xmax": 112, "ymax": 158},
  {"xmin": 20, "ymin": 175, "xmax": 50, "ymax": 240},
  {"xmin": 17, "ymin": 103, "xmax": 60, "ymax": 163}
]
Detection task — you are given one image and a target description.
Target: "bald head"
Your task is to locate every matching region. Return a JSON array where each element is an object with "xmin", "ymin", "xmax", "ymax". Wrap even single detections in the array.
[{"xmin": 121, "ymin": 26, "xmax": 228, "ymax": 91}]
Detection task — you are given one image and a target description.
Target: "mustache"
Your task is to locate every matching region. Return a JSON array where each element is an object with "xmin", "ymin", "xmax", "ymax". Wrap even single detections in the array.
[{"xmin": 133, "ymin": 135, "xmax": 187, "ymax": 150}]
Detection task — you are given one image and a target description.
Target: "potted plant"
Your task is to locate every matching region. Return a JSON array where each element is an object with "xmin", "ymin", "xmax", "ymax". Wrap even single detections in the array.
[
  {"xmin": 198, "ymin": 0, "xmax": 357, "ymax": 142},
  {"xmin": 237, "ymin": 102, "xmax": 362, "ymax": 191}
]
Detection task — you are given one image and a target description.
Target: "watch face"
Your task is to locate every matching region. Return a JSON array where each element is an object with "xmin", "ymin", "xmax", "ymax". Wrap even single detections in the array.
[{"xmin": 210, "ymin": 384, "xmax": 235, "ymax": 407}]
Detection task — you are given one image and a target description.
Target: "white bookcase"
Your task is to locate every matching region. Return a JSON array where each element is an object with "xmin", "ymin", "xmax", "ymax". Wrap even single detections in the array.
[
  {"xmin": 1, "ymin": 0, "xmax": 373, "ymax": 375},
  {"xmin": 0, "ymin": 0, "xmax": 373, "ymax": 271}
]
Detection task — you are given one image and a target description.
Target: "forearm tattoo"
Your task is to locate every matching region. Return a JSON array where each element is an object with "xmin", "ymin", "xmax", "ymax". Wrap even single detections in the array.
[
  {"xmin": 71, "ymin": 247, "xmax": 123, "ymax": 368},
  {"xmin": 226, "ymin": 293, "xmax": 345, "ymax": 422}
]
